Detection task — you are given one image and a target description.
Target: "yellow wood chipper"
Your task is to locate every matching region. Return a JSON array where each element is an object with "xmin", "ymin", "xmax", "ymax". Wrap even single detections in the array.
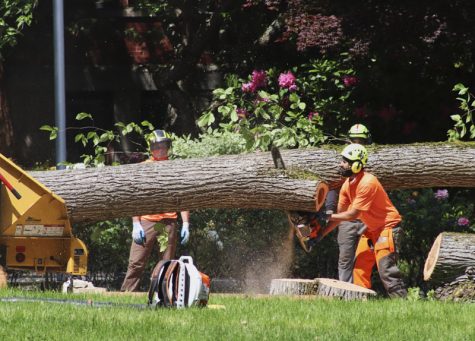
[{"xmin": 0, "ymin": 154, "xmax": 87, "ymax": 280}]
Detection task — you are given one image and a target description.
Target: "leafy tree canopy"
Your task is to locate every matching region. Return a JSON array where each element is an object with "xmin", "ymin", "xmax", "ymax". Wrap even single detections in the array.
[{"xmin": 0, "ymin": 0, "xmax": 37, "ymax": 60}]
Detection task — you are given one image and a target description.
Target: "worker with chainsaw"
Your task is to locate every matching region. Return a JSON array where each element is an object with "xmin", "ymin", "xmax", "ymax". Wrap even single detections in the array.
[
  {"xmin": 335, "ymin": 124, "xmax": 371, "ymax": 283},
  {"xmin": 121, "ymin": 129, "xmax": 190, "ymax": 292},
  {"xmin": 321, "ymin": 143, "xmax": 407, "ymax": 298}
]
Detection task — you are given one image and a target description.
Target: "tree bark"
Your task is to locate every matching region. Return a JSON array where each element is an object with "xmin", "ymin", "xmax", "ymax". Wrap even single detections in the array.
[
  {"xmin": 0, "ymin": 62, "xmax": 14, "ymax": 155},
  {"xmin": 269, "ymin": 278, "xmax": 376, "ymax": 300},
  {"xmin": 28, "ymin": 143, "xmax": 475, "ymax": 223},
  {"xmin": 424, "ymin": 232, "xmax": 475, "ymax": 286}
]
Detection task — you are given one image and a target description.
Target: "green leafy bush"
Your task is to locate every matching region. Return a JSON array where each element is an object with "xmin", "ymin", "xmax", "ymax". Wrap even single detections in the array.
[
  {"xmin": 448, "ymin": 83, "xmax": 475, "ymax": 141},
  {"xmin": 198, "ymin": 57, "xmax": 356, "ymax": 151}
]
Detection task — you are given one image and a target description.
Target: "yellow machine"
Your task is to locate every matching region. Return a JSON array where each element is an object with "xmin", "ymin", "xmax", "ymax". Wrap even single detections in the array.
[{"xmin": 0, "ymin": 154, "xmax": 87, "ymax": 276}]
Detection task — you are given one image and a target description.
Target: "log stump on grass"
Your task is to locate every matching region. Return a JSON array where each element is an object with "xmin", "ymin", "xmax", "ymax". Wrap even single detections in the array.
[
  {"xmin": 269, "ymin": 278, "xmax": 376, "ymax": 300},
  {"xmin": 269, "ymin": 278, "xmax": 317, "ymax": 295}
]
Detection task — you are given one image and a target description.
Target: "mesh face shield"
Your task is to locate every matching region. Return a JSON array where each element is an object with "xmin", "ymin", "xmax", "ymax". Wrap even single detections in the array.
[{"xmin": 150, "ymin": 130, "xmax": 172, "ymax": 150}]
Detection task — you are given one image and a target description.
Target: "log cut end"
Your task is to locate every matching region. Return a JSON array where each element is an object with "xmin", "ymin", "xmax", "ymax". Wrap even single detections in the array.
[
  {"xmin": 315, "ymin": 182, "xmax": 329, "ymax": 211},
  {"xmin": 423, "ymin": 233, "xmax": 443, "ymax": 281}
]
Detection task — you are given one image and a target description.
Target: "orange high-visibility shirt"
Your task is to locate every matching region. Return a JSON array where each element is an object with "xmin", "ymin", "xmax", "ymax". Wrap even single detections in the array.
[
  {"xmin": 139, "ymin": 158, "xmax": 178, "ymax": 222},
  {"xmin": 338, "ymin": 171, "xmax": 401, "ymax": 233}
]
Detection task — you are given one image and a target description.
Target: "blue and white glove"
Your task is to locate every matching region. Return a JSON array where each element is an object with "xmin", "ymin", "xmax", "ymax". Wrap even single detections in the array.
[
  {"xmin": 132, "ymin": 221, "xmax": 146, "ymax": 245},
  {"xmin": 180, "ymin": 222, "xmax": 190, "ymax": 245}
]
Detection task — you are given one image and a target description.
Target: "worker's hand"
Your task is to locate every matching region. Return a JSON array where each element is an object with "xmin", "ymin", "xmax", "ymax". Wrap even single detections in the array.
[
  {"xmin": 180, "ymin": 222, "xmax": 190, "ymax": 245},
  {"xmin": 316, "ymin": 210, "xmax": 331, "ymax": 227},
  {"xmin": 132, "ymin": 221, "xmax": 146, "ymax": 245}
]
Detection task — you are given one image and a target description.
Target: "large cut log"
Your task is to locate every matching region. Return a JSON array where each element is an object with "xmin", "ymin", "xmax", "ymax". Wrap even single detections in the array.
[
  {"xmin": 424, "ymin": 232, "xmax": 475, "ymax": 286},
  {"xmin": 269, "ymin": 278, "xmax": 376, "ymax": 300},
  {"xmin": 28, "ymin": 143, "xmax": 475, "ymax": 223}
]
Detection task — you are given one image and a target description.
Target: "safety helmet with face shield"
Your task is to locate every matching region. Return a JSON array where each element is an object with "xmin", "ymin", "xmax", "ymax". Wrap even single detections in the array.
[{"xmin": 149, "ymin": 129, "xmax": 172, "ymax": 160}]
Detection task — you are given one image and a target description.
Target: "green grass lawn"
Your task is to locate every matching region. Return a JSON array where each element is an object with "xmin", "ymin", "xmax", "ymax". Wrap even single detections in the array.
[{"xmin": 0, "ymin": 289, "xmax": 473, "ymax": 340}]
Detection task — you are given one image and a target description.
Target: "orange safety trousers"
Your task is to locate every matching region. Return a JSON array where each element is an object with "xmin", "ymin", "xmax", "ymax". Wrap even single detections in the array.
[{"xmin": 353, "ymin": 227, "xmax": 395, "ymax": 289}]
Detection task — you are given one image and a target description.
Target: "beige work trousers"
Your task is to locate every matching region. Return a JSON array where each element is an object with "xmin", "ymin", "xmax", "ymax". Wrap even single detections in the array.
[{"xmin": 120, "ymin": 218, "xmax": 177, "ymax": 292}]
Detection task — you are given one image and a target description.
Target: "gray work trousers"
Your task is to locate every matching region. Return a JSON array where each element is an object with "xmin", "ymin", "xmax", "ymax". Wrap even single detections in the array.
[
  {"xmin": 337, "ymin": 220, "xmax": 367, "ymax": 282},
  {"xmin": 120, "ymin": 218, "xmax": 177, "ymax": 292}
]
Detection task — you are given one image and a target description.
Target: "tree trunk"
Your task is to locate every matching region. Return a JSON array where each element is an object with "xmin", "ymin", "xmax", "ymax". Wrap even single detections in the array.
[
  {"xmin": 424, "ymin": 232, "xmax": 475, "ymax": 286},
  {"xmin": 0, "ymin": 62, "xmax": 14, "ymax": 155},
  {"xmin": 28, "ymin": 143, "xmax": 475, "ymax": 223},
  {"xmin": 269, "ymin": 278, "xmax": 376, "ymax": 300}
]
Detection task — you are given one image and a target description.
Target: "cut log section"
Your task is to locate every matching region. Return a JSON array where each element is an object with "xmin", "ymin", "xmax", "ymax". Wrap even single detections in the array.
[
  {"xmin": 270, "ymin": 278, "xmax": 317, "ymax": 295},
  {"xmin": 424, "ymin": 232, "xmax": 475, "ymax": 286},
  {"xmin": 269, "ymin": 278, "xmax": 376, "ymax": 300},
  {"xmin": 314, "ymin": 278, "xmax": 376, "ymax": 300}
]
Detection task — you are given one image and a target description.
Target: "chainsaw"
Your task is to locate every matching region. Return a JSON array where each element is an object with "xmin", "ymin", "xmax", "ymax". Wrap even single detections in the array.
[{"xmin": 271, "ymin": 146, "xmax": 329, "ymax": 253}]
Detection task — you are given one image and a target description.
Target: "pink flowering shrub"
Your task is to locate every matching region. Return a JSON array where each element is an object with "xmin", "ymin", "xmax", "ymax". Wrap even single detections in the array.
[
  {"xmin": 308, "ymin": 112, "xmax": 319, "ymax": 120},
  {"xmin": 434, "ymin": 189, "xmax": 449, "ymax": 200},
  {"xmin": 198, "ymin": 58, "xmax": 356, "ymax": 150},
  {"xmin": 241, "ymin": 70, "xmax": 267, "ymax": 93},
  {"xmin": 278, "ymin": 71, "xmax": 296, "ymax": 89},
  {"xmin": 342, "ymin": 75, "xmax": 358, "ymax": 87}
]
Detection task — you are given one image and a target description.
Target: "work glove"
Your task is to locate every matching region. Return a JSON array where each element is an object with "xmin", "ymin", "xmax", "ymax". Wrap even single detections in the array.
[
  {"xmin": 132, "ymin": 221, "xmax": 146, "ymax": 245},
  {"xmin": 315, "ymin": 210, "xmax": 332, "ymax": 228},
  {"xmin": 180, "ymin": 222, "xmax": 190, "ymax": 245}
]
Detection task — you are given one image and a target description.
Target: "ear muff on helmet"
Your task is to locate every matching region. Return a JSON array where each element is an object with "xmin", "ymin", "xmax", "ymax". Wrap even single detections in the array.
[
  {"xmin": 341, "ymin": 144, "xmax": 368, "ymax": 174},
  {"xmin": 351, "ymin": 160, "xmax": 363, "ymax": 174}
]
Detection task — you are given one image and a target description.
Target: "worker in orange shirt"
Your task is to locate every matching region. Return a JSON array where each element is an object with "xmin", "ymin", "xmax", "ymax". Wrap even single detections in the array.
[
  {"xmin": 120, "ymin": 129, "xmax": 190, "ymax": 292},
  {"xmin": 322, "ymin": 144, "xmax": 407, "ymax": 298},
  {"xmin": 335, "ymin": 124, "xmax": 371, "ymax": 283}
]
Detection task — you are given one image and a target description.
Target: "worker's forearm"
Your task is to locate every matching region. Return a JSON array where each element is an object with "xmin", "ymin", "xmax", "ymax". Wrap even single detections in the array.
[
  {"xmin": 330, "ymin": 210, "xmax": 359, "ymax": 222},
  {"xmin": 322, "ymin": 209, "xmax": 359, "ymax": 238},
  {"xmin": 180, "ymin": 211, "xmax": 190, "ymax": 223}
]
